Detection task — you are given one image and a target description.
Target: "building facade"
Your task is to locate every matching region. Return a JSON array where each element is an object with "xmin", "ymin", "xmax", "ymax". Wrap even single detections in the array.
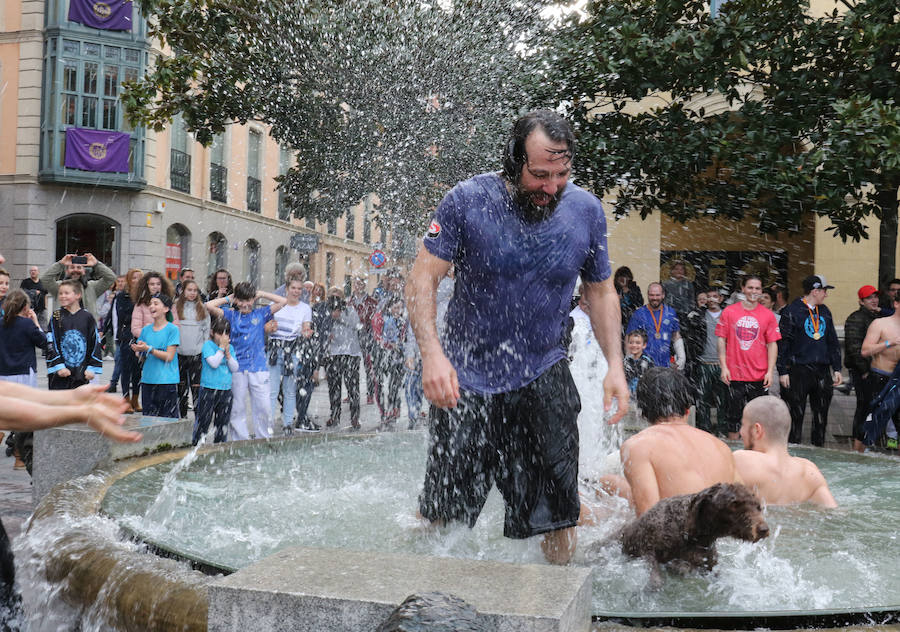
[{"xmin": 0, "ymin": 0, "xmax": 403, "ymax": 298}]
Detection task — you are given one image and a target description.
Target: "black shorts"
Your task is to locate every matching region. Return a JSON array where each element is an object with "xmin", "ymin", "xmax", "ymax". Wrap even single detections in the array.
[{"xmin": 418, "ymin": 360, "xmax": 581, "ymax": 539}]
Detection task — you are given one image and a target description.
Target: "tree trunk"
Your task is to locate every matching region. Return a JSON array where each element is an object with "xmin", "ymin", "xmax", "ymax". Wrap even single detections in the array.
[{"xmin": 878, "ymin": 186, "xmax": 900, "ymax": 290}]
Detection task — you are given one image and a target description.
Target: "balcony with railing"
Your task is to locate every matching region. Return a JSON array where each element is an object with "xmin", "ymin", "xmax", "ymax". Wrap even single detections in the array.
[
  {"xmin": 210, "ymin": 163, "xmax": 227, "ymax": 203},
  {"xmin": 247, "ymin": 176, "xmax": 261, "ymax": 213},
  {"xmin": 170, "ymin": 149, "xmax": 191, "ymax": 193}
]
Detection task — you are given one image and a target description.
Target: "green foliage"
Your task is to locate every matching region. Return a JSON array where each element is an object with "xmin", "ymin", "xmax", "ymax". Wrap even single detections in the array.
[
  {"xmin": 542, "ymin": 0, "xmax": 900, "ymax": 251},
  {"xmin": 124, "ymin": 0, "xmax": 553, "ymax": 233}
]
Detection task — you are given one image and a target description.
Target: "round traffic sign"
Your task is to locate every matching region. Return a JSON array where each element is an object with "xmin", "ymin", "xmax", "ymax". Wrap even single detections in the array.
[{"xmin": 369, "ymin": 249, "xmax": 386, "ymax": 268}]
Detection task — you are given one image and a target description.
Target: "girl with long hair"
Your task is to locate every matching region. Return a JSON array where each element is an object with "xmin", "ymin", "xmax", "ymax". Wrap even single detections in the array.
[
  {"xmin": 113, "ymin": 268, "xmax": 142, "ymax": 410},
  {"xmin": 174, "ymin": 280, "xmax": 209, "ymax": 418},
  {"xmin": 0, "ymin": 290, "xmax": 45, "ymax": 388}
]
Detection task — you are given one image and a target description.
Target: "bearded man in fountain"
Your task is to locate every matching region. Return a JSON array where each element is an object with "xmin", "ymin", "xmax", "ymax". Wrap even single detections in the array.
[
  {"xmin": 406, "ymin": 110, "xmax": 629, "ymax": 565},
  {"xmin": 733, "ymin": 396, "xmax": 837, "ymax": 508}
]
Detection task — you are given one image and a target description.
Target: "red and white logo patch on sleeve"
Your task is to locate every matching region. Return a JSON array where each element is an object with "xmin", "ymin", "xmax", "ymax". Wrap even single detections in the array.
[{"xmin": 425, "ymin": 220, "xmax": 441, "ymax": 239}]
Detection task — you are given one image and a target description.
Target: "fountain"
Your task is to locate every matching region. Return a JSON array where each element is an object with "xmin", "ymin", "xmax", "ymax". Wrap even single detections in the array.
[{"xmin": 14, "ymin": 328, "xmax": 900, "ymax": 630}]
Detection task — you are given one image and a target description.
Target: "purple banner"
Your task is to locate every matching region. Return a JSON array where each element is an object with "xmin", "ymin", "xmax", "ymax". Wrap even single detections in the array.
[
  {"xmin": 65, "ymin": 128, "xmax": 131, "ymax": 173},
  {"xmin": 68, "ymin": 0, "xmax": 133, "ymax": 31}
]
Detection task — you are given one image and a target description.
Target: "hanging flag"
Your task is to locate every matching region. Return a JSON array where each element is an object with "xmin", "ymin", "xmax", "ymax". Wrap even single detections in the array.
[
  {"xmin": 65, "ymin": 128, "xmax": 131, "ymax": 173},
  {"xmin": 68, "ymin": 0, "xmax": 133, "ymax": 31}
]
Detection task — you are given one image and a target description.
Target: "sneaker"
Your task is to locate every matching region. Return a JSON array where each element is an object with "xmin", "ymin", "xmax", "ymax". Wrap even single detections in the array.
[
  {"xmin": 106, "ymin": 384, "xmax": 117, "ymax": 393},
  {"xmin": 366, "ymin": 396, "xmax": 374, "ymax": 405},
  {"xmin": 297, "ymin": 420, "xmax": 321, "ymax": 433},
  {"xmin": 408, "ymin": 419, "xmax": 417, "ymax": 430},
  {"xmin": 282, "ymin": 426, "xmax": 294, "ymax": 437},
  {"xmin": 887, "ymin": 437, "xmax": 899, "ymax": 450}
]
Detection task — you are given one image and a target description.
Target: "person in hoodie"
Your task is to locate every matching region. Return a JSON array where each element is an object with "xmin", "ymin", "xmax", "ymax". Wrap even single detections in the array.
[
  {"xmin": 325, "ymin": 292, "xmax": 363, "ymax": 430},
  {"xmin": 175, "ymin": 280, "xmax": 210, "ymax": 418},
  {"xmin": 776, "ymin": 275, "xmax": 842, "ymax": 446}
]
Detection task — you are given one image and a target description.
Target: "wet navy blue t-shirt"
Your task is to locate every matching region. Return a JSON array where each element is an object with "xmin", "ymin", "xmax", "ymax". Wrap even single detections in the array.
[{"xmin": 423, "ymin": 172, "xmax": 611, "ymax": 394}]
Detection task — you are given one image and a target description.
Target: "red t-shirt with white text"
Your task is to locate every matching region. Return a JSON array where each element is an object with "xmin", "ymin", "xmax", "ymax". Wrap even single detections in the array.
[{"xmin": 715, "ymin": 303, "xmax": 781, "ymax": 382}]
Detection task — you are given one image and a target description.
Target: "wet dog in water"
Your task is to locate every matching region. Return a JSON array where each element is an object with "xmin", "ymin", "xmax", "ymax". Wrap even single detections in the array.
[{"xmin": 616, "ymin": 483, "xmax": 769, "ymax": 586}]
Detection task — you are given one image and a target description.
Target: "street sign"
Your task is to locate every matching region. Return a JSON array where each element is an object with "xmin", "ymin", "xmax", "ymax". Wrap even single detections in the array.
[
  {"xmin": 369, "ymin": 249, "xmax": 387, "ymax": 269},
  {"xmin": 290, "ymin": 233, "xmax": 319, "ymax": 253}
]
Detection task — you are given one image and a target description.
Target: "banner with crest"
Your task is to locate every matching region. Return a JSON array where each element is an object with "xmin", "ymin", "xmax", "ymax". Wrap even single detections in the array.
[
  {"xmin": 64, "ymin": 128, "xmax": 131, "ymax": 173},
  {"xmin": 68, "ymin": 0, "xmax": 133, "ymax": 31}
]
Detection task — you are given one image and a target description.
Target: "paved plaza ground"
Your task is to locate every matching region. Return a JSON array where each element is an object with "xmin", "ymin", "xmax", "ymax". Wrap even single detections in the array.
[{"xmin": 0, "ymin": 356, "xmax": 859, "ymax": 545}]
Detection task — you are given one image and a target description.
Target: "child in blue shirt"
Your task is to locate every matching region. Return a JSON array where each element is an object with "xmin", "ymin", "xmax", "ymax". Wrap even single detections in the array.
[
  {"xmin": 131, "ymin": 294, "xmax": 180, "ymax": 418},
  {"xmin": 194, "ymin": 318, "xmax": 238, "ymax": 444},
  {"xmin": 206, "ymin": 281, "xmax": 286, "ymax": 440}
]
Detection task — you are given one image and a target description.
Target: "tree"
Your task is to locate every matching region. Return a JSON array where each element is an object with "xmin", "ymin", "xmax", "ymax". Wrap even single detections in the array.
[
  {"xmin": 542, "ymin": 0, "xmax": 900, "ymax": 287},
  {"xmin": 123, "ymin": 0, "xmax": 553, "ymax": 236}
]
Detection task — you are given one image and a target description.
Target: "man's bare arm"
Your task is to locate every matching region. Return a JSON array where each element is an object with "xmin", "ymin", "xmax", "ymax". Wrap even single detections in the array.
[
  {"xmin": 861, "ymin": 320, "xmax": 898, "ymax": 357},
  {"xmin": 622, "ymin": 440, "xmax": 660, "ymax": 516},
  {"xmin": 583, "ymin": 278, "xmax": 629, "ymax": 423},
  {"xmin": 406, "ymin": 246, "xmax": 457, "ymax": 408},
  {"xmin": 805, "ymin": 463, "xmax": 838, "ymax": 508}
]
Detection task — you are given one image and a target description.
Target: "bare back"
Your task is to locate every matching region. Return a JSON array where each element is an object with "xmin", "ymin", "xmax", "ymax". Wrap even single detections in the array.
[
  {"xmin": 622, "ymin": 423, "xmax": 738, "ymax": 516},
  {"xmin": 733, "ymin": 449, "xmax": 837, "ymax": 508}
]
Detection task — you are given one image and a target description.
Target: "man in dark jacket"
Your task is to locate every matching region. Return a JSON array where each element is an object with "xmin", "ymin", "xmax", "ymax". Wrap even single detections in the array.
[
  {"xmin": 845, "ymin": 285, "xmax": 882, "ymax": 452},
  {"xmin": 777, "ymin": 275, "xmax": 843, "ymax": 446}
]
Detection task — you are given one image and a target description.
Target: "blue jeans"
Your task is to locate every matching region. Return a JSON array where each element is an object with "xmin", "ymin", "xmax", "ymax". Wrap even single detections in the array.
[
  {"xmin": 269, "ymin": 355, "xmax": 303, "ymax": 429},
  {"xmin": 110, "ymin": 343, "xmax": 123, "ymax": 386}
]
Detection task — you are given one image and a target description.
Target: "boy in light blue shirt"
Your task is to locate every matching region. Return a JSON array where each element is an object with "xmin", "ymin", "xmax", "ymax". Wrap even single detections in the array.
[
  {"xmin": 195, "ymin": 318, "xmax": 239, "ymax": 444},
  {"xmin": 131, "ymin": 294, "xmax": 180, "ymax": 418}
]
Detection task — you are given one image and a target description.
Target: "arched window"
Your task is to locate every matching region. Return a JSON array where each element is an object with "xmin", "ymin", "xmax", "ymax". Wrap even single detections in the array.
[
  {"xmin": 207, "ymin": 232, "xmax": 227, "ymax": 278},
  {"xmin": 55, "ymin": 214, "xmax": 119, "ymax": 270},
  {"xmin": 165, "ymin": 223, "xmax": 191, "ymax": 282},
  {"xmin": 274, "ymin": 245, "xmax": 289, "ymax": 287},
  {"xmin": 244, "ymin": 239, "xmax": 261, "ymax": 286}
]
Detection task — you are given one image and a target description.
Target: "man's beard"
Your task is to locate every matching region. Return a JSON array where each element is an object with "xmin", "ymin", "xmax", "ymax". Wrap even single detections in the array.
[{"xmin": 513, "ymin": 184, "xmax": 565, "ymax": 223}]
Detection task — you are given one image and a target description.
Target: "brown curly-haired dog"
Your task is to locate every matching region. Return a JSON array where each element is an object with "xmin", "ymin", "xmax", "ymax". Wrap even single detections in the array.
[{"xmin": 618, "ymin": 482, "xmax": 769, "ymax": 585}]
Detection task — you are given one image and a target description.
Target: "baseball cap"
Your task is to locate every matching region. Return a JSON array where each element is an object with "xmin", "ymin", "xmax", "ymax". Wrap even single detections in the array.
[
  {"xmin": 857, "ymin": 285, "xmax": 879, "ymax": 300},
  {"xmin": 802, "ymin": 275, "xmax": 835, "ymax": 293}
]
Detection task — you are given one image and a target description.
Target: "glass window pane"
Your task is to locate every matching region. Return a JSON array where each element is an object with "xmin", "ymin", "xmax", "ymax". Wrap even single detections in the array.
[
  {"xmin": 84, "ymin": 62, "xmax": 98, "ymax": 94},
  {"xmin": 105, "ymin": 46, "xmax": 121, "ymax": 60},
  {"xmin": 63, "ymin": 95, "xmax": 78, "ymax": 126},
  {"xmin": 84, "ymin": 42, "xmax": 100, "ymax": 57},
  {"xmin": 63, "ymin": 61, "xmax": 77, "ymax": 92},
  {"xmin": 51, "ymin": 38, "xmax": 57, "ymax": 53},
  {"xmin": 247, "ymin": 131, "xmax": 261, "ymax": 178},
  {"xmin": 172, "ymin": 115, "xmax": 188, "ymax": 153},
  {"xmin": 123, "ymin": 67, "xmax": 138, "ymax": 84},
  {"xmin": 81, "ymin": 97, "xmax": 97, "ymax": 128},
  {"xmin": 63, "ymin": 39, "xmax": 79, "ymax": 55},
  {"xmin": 104, "ymin": 66, "xmax": 119, "ymax": 97},
  {"xmin": 102, "ymin": 100, "xmax": 117, "ymax": 130},
  {"xmin": 124, "ymin": 48, "xmax": 140, "ymax": 64},
  {"xmin": 210, "ymin": 134, "xmax": 224, "ymax": 165}
]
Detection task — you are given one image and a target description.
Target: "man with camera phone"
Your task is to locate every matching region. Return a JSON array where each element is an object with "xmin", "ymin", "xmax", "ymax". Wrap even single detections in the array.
[{"xmin": 40, "ymin": 253, "xmax": 116, "ymax": 320}]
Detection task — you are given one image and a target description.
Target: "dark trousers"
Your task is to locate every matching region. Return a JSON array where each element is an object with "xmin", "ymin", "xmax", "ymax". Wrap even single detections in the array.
[
  {"xmin": 119, "ymin": 346, "xmax": 142, "ymax": 398},
  {"xmin": 141, "ymin": 383, "xmax": 179, "ymax": 418},
  {"xmin": 326, "ymin": 355, "xmax": 361, "ymax": 426},
  {"xmin": 177, "ymin": 353, "xmax": 202, "ymax": 418},
  {"xmin": 850, "ymin": 369, "xmax": 870, "ymax": 442},
  {"xmin": 295, "ymin": 363, "xmax": 316, "ymax": 425},
  {"xmin": 194, "ymin": 387, "xmax": 232, "ymax": 444},
  {"xmin": 787, "ymin": 364, "xmax": 833, "ymax": 446},
  {"xmin": 695, "ymin": 362, "xmax": 728, "ymax": 434},
  {"xmin": 726, "ymin": 380, "xmax": 767, "ymax": 433}
]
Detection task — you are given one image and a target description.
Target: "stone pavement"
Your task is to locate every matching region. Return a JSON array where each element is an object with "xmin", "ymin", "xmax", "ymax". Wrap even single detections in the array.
[{"xmin": 0, "ymin": 356, "xmax": 859, "ymax": 544}]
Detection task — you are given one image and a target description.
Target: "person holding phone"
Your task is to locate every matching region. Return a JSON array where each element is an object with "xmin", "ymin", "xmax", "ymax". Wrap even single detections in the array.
[{"xmin": 40, "ymin": 253, "xmax": 116, "ymax": 320}]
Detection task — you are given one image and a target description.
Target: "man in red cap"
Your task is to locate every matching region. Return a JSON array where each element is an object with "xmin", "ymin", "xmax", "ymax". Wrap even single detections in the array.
[{"xmin": 844, "ymin": 285, "xmax": 882, "ymax": 452}]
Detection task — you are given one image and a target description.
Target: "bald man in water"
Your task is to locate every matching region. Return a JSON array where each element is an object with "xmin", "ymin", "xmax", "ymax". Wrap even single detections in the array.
[{"xmin": 733, "ymin": 396, "xmax": 837, "ymax": 508}]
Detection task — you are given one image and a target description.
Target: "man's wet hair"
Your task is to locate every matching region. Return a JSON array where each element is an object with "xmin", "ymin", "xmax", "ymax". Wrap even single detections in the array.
[
  {"xmin": 502, "ymin": 110, "xmax": 575, "ymax": 184},
  {"xmin": 627, "ymin": 329, "xmax": 648, "ymax": 344},
  {"xmin": 233, "ymin": 281, "xmax": 256, "ymax": 301},
  {"xmin": 636, "ymin": 367, "xmax": 696, "ymax": 423}
]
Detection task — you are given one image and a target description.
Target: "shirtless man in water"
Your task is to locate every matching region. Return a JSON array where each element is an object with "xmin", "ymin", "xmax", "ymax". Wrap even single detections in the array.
[
  {"xmin": 733, "ymin": 396, "xmax": 837, "ymax": 508},
  {"xmin": 582, "ymin": 367, "xmax": 739, "ymax": 522}
]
